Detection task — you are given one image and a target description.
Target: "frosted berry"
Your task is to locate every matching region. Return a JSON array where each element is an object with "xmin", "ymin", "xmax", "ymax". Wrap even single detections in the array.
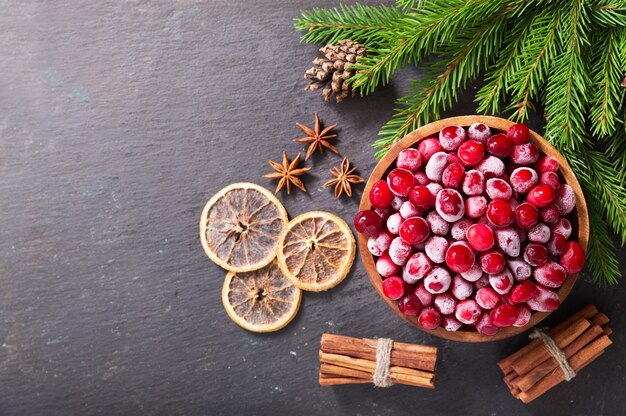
[
  {"xmin": 397, "ymin": 148, "xmax": 422, "ymax": 172},
  {"xmin": 445, "ymin": 241, "xmax": 475, "ymax": 273},
  {"xmin": 398, "ymin": 294, "xmax": 422, "ymax": 316},
  {"xmin": 534, "ymin": 261, "xmax": 567, "ymax": 288},
  {"xmin": 474, "ymin": 274, "xmax": 490, "ymax": 290},
  {"xmin": 560, "ymin": 241, "xmax": 585, "ymax": 273},
  {"xmin": 511, "ymin": 143, "xmax": 539, "ymax": 165},
  {"xmin": 468, "ymin": 122, "xmax": 492, "ymax": 143},
  {"xmin": 490, "ymin": 304, "xmax": 519, "ymax": 327},
  {"xmin": 515, "ymin": 202, "xmax": 539, "ymax": 230},
  {"xmin": 510, "ymin": 167, "xmax": 538, "ymax": 194},
  {"xmin": 461, "ymin": 263, "xmax": 483, "ymax": 282},
  {"xmin": 487, "ymin": 199, "xmax": 514, "ymax": 227},
  {"xmin": 425, "ymin": 151, "xmax": 449, "ymax": 182},
  {"xmin": 387, "ymin": 168, "xmax": 415, "ymax": 197},
  {"xmin": 540, "ymin": 171, "xmax": 560, "ymax": 190},
  {"xmin": 489, "ymin": 268, "xmax": 514, "ymax": 295},
  {"xmin": 555, "ymin": 184, "xmax": 576, "ymax": 215},
  {"xmin": 476, "ymin": 156, "xmax": 505, "ymax": 178},
  {"xmin": 465, "ymin": 196, "xmax": 488, "ymax": 218},
  {"xmin": 527, "ymin": 185, "xmax": 556, "ymax": 208},
  {"xmin": 442, "ymin": 315, "xmax": 463, "ymax": 331},
  {"xmin": 462, "ymin": 170, "xmax": 486, "ymax": 196},
  {"xmin": 370, "ymin": 180, "xmax": 394, "ymax": 208},
  {"xmin": 426, "ymin": 182, "xmax": 443, "ymax": 201},
  {"xmin": 417, "ymin": 137, "xmax": 444, "ymax": 162},
  {"xmin": 376, "ymin": 253, "xmax": 400, "ymax": 277},
  {"xmin": 399, "ymin": 217, "xmax": 430, "ymax": 245},
  {"xmin": 435, "ymin": 189, "xmax": 465, "ymax": 222},
  {"xmin": 451, "ymin": 273, "xmax": 473, "ymax": 300},
  {"xmin": 475, "ymin": 287, "xmax": 500, "ymax": 309},
  {"xmin": 403, "ymin": 252, "xmax": 433, "ymax": 284},
  {"xmin": 374, "ymin": 207, "xmax": 392, "ymax": 221},
  {"xmin": 466, "ymin": 223, "xmax": 495, "ymax": 252},
  {"xmin": 441, "ymin": 162, "xmax": 466, "ymax": 188},
  {"xmin": 447, "ymin": 153, "xmax": 462, "ymax": 164},
  {"xmin": 486, "ymin": 178, "xmax": 513, "ymax": 200},
  {"xmin": 540, "ymin": 204, "xmax": 560, "ymax": 225},
  {"xmin": 424, "ymin": 266, "xmax": 452, "ymax": 294},
  {"xmin": 409, "ymin": 185, "xmax": 433, "ymax": 209},
  {"xmin": 494, "ymin": 227, "xmax": 521, "ymax": 257},
  {"xmin": 507, "ymin": 123, "xmax": 530, "ymax": 145},
  {"xmin": 382, "ymin": 276, "xmax": 405, "ymax": 300},
  {"xmin": 476, "ymin": 313, "xmax": 500, "ymax": 336},
  {"xmin": 509, "ymin": 281, "xmax": 538, "ymax": 304},
  {"xmin": 391, "ymin": 195, "xmax": 407, "ymax": 211},
  {"xmin": 552, "ymin": 218, "xmax": 572, "ymax": 239},
  {"xmin": 528, "ymin": 285, "xmax": 560, "ymax": 312},
  {"xmin": 458, "ymin": 140, "xmax": 485, "ymax": 166},
  {"xmin": 414, "ymin": 283, "xmax": 434, "ymax": 306},
  {"xmin": 434, "ymin": 292, "xmax": 457, "ymax": 315},
  {"xmin": 507, "ymin": 259, "xmax": 532, "ymax": 281},
  {"xmin": 451, "ymin": 218, "xmax": 474, "ymax": 240},
  {"xmin": 513, "ymin": 304, "xmax": 532, "ymax": 327},
  {"xmin": 424, "ymin": 236, "xmax": 449, "ymax": 264},
  {"xmin": 399, "ymin": 201, "xmax": 421, "ymax": 219},
  {"xmin": 455, "ymin": 299, "xmax": 482, "ymax": 325},
  {"xmin": 354, "ymin": 210, "xmax": 383, "ymax": 236},
  {"xmin": 367, "ymin": 230, "xmax": 393, "ymax": 256},
  {"xmin": 386, "ymin": 212, "xmax": 403, "ymax": 235},
  {"xmin": 535, "ymin": 156, "xmax": 558, "ymax": 174},
  {"xmin": 523, "ymin": 243, "xmax": 548, "ymax": 266},
  {"xmin": 513, "ymin": 224, "xmax": 528, "ymax": 243},
  {"xmin": 426, "ymin": 211, "xmax": 450, "ymax": 236},
  {"xmin": 547, "ymin": 233, "xmax": 567, "ymax": 256},
  {"xmin": 480, "ymin": 250, "xmax": 506, "ymax": 274},
  {"xmin": 414, "ymin": 171, "xmax": 429, "ymax": 186},
  {"xmin": 418, "ymin": 307, "xmax": 442, "ymax": 330},
  {"xmin": 389, "ymin": 237, "xmax": 413, "ymax": 266},
  {"xmin": 527, "ymin": 223, "xmax": 551, "ymax": 243},
  {"xmin": 439, "ymin": 125, "xmax": 466, "ymax": 151},
  {"xmin": 486, "ymin": 133, "xmax": 513, "ymax": 157}
]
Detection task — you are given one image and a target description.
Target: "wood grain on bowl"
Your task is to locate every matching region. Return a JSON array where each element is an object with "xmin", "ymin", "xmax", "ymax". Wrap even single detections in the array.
[{"xmin": 358, "ymin": 115, "xmax": 589, "ymax": 342}]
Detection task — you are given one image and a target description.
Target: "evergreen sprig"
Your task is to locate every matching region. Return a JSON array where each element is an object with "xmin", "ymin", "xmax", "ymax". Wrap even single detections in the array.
[{"xmin": 295, "ymin": 0, "xmax": 626, "ymax": 284}]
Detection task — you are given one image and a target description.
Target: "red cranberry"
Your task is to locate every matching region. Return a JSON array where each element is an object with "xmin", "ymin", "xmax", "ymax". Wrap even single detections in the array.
[
  {"xmin": 455, "ymin": 299, "xmax": 482, "ymax": 325},
  {"xmin": 418, "ymin": 307, "xmax": 441, "ymax": 330},
  {"xmin": 458, "ymin": 140, "xmax": 485, "ymax": 166},
  {"xmin": 535, "ymin": 156, "xmax": 559, "ymax": 174},
  {"xmin": 424, "ymin": 236, "xmax": 449, "ymax": 264},
  {"xmin": 555, "ymin": 184, "xmax": 576, "ymax": 215},
  {"xmin": 465, "ymin": 196, "xmax": 488, "ymax": 218},
  {"xmin": 511, "ymin": 143, "xmax": 539, "ymax": 165},
  {"xmin": 466, "ymin": 223, "xmax": 495, "ymax": 252},
  {"xmin": 509, "ymin": 281, "xmax": 538, "ymax": 304},
  {"xmin": 475, "ymin": 287, "xmax": 500, "ymax": 309},
  {"xmin": 445, "ymin": 241, "xmax": 475, "ymax": 273},
  {"xmin": 426, "ymin": 182, "xmax": 443, "ymax": 201},
  {"xmin": 528, "ymin": 223, "xmax": 551, "ymax": 244},
  {"xmin": 489, "ymin": 268, "xmax": 514, "ymax": 295},
  {"xmin": 434, "ymin": 292, "xmax": 457, "ymax": 315},
  {"xmin": 540, "ymin": 171, "xmax": 560, "ymax": 190},
  {"xmin": 490, "ymin": 304, "xmax": 519, "ymax": 327},
  {"xmin": 540, "ymin": 204, "xmax": 560, "ymax": 225},
  {"xmin": 513, "ymin": 304, "xmax": 532, "ymax": 327},
  {"xmin": 552, "ymin": 218, "xmax": 572, "ymax": 239},
  {"xmin": 370, "ymin": 180, "xmax": 393, "ymax": 208},
  {"xmin": 534, "ymin": 261, "xmax": 567, "ymax": 288},
  {"xmin": 507, "ymin": 259, "xmax": 532, "ymax": 281},
  {"xmin": 417, "ymin": 137, "xmax": 444, "ymax": 162},
  {"xmin": 426, "ymin": 211, "xmax": 450, "ymax": 236},
  {"xmin": 354, "ymin": 210, "xmax": 383, "ymax": 236},
  {"xmin": 399, "ymin": 217, "xmax": 430, "ymax": 245},
  {"xmin": 451, "ymin": 274, "xmax": 473, "ymax": 300},
  {"xmin": 486, "ymin": 178, "xmax": 513, "ymax": 200},
  {"xmin": 528, "ymin": 285, "xmax": 560, "ymax": 312},
  {"xmin": 404, "ymin": 252, "xmax": 433, "ymax": 283},
  {"xmin": 439, "ymin": 125, "xmax": 467, "ymax": 151},
  {"xmin": 441, "ymin": 162, "xmax": 465, "ymax": 188},
  {"xmin": 507, "ymin": 123, "xmax": 530, "ymax": 144},
  {"xmin": 391, "ymin": 195, "xmax": 407, "ymax": 211},
  {"xmin": 387, "ymin": 168, "xmax": 415, "ymax": 197},
  {"xmin": 386, "ymin": 212, "xmax": 403, "ymax": 235},
  {"xmin": 425, "ymin": 151, "xmax": 449, "ymax": 182},
  {"xmin": 399, "ymin": 201, "xmax": 422, "ymax": 219},
  {"xmin": 414, "ymin": 283, "xmax": 434, "ymax": 306},
  {"xmin": 424, "ymin": 266, "xmax": 452, "ymax": 294},
  {"xmin": 560, "ymin": 241, "xmax": 585, "ymax": 273},
  {"xmin": 487, "ymin": 199, "xmax": 514, "ymax": 227},
  {"xmin": 435, "ymin": 188, "xmax": 465, "ymax": 222},
  {"xmin": 367, "ymin": 230, "xmax": 393, "ymax": 256},
  {"xmin": 462, "ymin": 170, "xmax": 486, "ymax": 195},
  {"xmin": 460, "ymin": 263, "xmax": 483, "ymax": 282},
  {"xmin": 374, "ymin": 207, "xmax": 392, "ymax": 221},
  {"xmin": 376, "ymin": 253, "xmax": 400, "ymax": 277},
  {"xmin": 476, "ymin": 313, "xmax": 501, "ymax": 335},
  {"xmin": 486, "ymin": 133, "xmax": 513, "ymax": 157},
  {"xmin": 442, "ymin": 315, "xmax": 463, "ymax": 331},
  {"xmin": 468, "ymin": 122, "xmax": 492, "ymax": 143},
  {"xmin": 547, "ymin": 233, "xmax": 567, "ymax": 256},
  {"xmin": 514, "ymin": 203, "xmax": 539, "ymax": 230},
  {"xmin": 397, "ymin": 148, "xmax": 422, "ymax": 172},
  {"xmin": 523, "ymin": 243, "xmax": 548, "ymax": 266},
  {"xmin": 476, "ymin": 156, "xmax": 505, "ymax": 178},
  {"xmin": 494, "ymin": 227, "xmax": 521, "ymax": 257},
  {"xmin": 408, "ymin": 186, "xmax": 432, "ymax": 210},
  {"xmin": 382, "ymin": 276, "xmax": 405, "ymax": 300},
  {"xmin": 389, "ymin": 237, "xmax": 413, "ymax": 266},
  {"xmin": 451, "ymin": 218, "xmax": 474, "ymax": 240},
  {"xmin": 480, "ymin": 250, "xmax": 505, "ymax": 274},
  {"xmin": 398, "ymin": 294, "xmax": 422, "ymax": 316},
  {"xmin": 510, "ymin": 167, "xmax": 538, "ymax": 194},
  {"xmin": 527, "ymin": 185, "xmax": 555, "ymax": 208},
  {"xmin": 447, "ymin": 153, "xmax": 462, "ymax": 164},
  {"xmin": 414, "ymin": 171, "xmax": 429, "ymax": 186}
]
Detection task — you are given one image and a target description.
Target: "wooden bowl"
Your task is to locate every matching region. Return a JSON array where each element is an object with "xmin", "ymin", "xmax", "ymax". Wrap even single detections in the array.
[{"xmin": 359, "ymin": 115, "xmax": 589, "ymax": 342}]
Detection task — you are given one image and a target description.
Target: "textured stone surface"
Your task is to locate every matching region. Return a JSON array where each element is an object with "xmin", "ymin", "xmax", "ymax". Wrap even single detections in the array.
[{"xmin": 0, "ymin": 1, "xmax": 624, "ymax": 415}]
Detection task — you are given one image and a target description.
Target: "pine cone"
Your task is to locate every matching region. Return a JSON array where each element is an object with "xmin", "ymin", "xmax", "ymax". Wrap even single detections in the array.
[{"xmin": 304, "ymin": 40, "xmax": 367, "ymax": 103}]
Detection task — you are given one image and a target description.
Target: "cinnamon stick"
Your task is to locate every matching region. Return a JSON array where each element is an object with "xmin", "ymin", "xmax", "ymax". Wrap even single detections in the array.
[{"xmin": 319, "ymin": 377, "xmax": 371, "ymax": 386}]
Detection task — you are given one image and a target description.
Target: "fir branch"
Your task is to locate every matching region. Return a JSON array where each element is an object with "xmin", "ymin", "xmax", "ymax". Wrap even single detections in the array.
[
  {"xmin": 585, "ymin": 199, "xmax": 621, "ymax": 285},
  {"xmin": 589, "ymin": 1, "xmax": 626, "ymax": 27},
  {"xmin": 396, "ymin": 0, "xmax": 424, "ymax": 10}
]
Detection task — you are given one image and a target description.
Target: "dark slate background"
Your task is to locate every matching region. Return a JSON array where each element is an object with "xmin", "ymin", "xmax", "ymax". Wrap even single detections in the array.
[{"xmin": 0, "ymin": 1, "xmax": 624, "ymax": 415}]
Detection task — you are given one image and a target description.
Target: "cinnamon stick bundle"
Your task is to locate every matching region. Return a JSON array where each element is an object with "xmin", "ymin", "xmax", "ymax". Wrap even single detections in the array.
[
  {"xmin": 498, "ymin": 305, "xmax": 612, "ymax": 404},
  {"xmin": 319, "ymin": 333, "xmax": 437, "ymax": 388}
]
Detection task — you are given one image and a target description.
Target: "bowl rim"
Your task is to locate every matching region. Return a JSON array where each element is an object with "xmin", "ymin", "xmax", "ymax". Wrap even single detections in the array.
[{"xmin": 358, "ymin": 115, "xmax": 589, "ymax": 342}]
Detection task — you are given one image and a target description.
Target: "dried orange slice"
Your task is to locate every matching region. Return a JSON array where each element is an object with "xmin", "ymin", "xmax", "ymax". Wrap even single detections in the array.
[
  {"xmin": 222, "ymin": 261, "xmax": 302, "ymax": 332},
  {"xmin": 277, "ymin": 211, "xmax": 355, "ymax": 291},
  {"xmin": 200, "ymin": 183, "xmax": 288, "ymax": 272}
]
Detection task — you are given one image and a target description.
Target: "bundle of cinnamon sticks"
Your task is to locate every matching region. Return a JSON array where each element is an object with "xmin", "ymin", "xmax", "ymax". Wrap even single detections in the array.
[
  {"xmin": 319, "ymin": 333, "xmax": 437, "ymax": 388},
  {"xmin": 498, "ymin": 305, "xmax": 612, "ymax": 404}
]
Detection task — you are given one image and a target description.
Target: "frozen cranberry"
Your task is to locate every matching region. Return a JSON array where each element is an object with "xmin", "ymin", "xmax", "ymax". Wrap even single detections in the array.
[
  {"xmin": 507, "ymin": 123, "xmax": 530, "ymax": 144},
  {"xmin": 426, "ymin": 182, "xmax": 443, "ymax": 201},
  {"xmin": 468, "ymin": 122, "xmax": 492, "ymax": 143},
  {"xmin": 435, "ymin": 292, "xmax": 457, "ymax": 315},
  {"xmin": 370, "ymin": 180, "xmax": 394, "ymax": 208},
  {"xmin": 511, "ymin": 143, "xmax": 539, "ymax": 165},
  {"xmin": 527, "ymin": 185, "xmax": 556, "ymax": 208},
  {"xmin": 376, "ymin": 253, "xmax": 400, "ymax": 277},
  {"xmin": 510, "ymin": 167, "xmax": 538, "ymax": 194},
  {"xmin": 445, "ymin": 241, "xmax": 475, "ymax": 273},
  {"xmin": 547, "ymin": 233, "xmax": 567, "ymax": 256},
  {"xmin": 418, "ymin": 307, "xmax": 442, "ymax": 329},
  {"xmin": 465, "ymin": 196, "xmax": 488, "ymax": 218},
  {"xmin": 490, "ymin": 304, "xmax": 519, "ymax": 327},
  {"xmin": 424, "ymin": 266, "xmax": 452, "ymax": 294},
  {"xmin": 513, "ymin": 224, "xmax": 529, "ymax": 243},
  {"xmin": 435, "ymin": 188, "xmax": 465, "ymax": 222},
  {"xmin": 455, "ymin": 299, "xmax": 482, "ymax": 325},
  {"xmin": 480, "ymin": 250, "xmax": 505, "ymax": 274},
  {"xmin": 560, "ymin": 241, "xmax": 585, "ymax": 273},
  {"xmin": 417, "ymin": 137, "xmax": 444, "ymax": 162},
  {"xmin": 426, "ymin": 211, "xmax": 450, "ymax": 236},
  {"xmin": 507, "ymin": 259, "xmax": 532, "ymax": 281},
  {"xmin": 514, "ymin": 203, "xmax": 539, "ymax": 230},
  {"xmin": 397, "ymin": 148, "xmax": 422, "ymax": 172},
  {"xmin": 528, "ymin": 223, "xmax": 551, "ymax": 243},
  {"xmin": 442, "ymin": 315, "xmax": 463, "ymax": 331},
  {"xmin": 414, "ymin": 283, "xmax": 434, "ymax": 306},
  {"xmin": 451, "ymin": 274, "xmax": 473, "ymax": 300},
  {"xmin": 476, "ymin": 155, "xmax": 505, "ymax": 179},
  {"xmin": 451, "ymin": 218, "xmax": 473, "ymax": 240},
  {"xmin": 535, "ymin": 156, "xmax": 559, "ymax": 174},
  {"xmin": 540, "ymin": 171, "xmax": 560, "ymax": 190},
  {"xmin": 528, "ymin": 285, "xmax": 560, "ymax": 312},
  {"xmin": 386, "ymin": 212, "xmax": 403, "ymax": 235},
  {"xmin": 552, "ymin": 218, "xmax": 572, "ymax": 239},
  {"xmin": 475, "ymin": 287, "xmax": 500, "ymax": 309},
  {"xmin": 534, "ymin": 261, "xmax": 567, "ymax": 288},
  {"xmin": 414, "ymin": 171, "xmax": 429, "ymax": 186},
  {"xmin": 494, "ymin": 227, "xmax": 521, "ymax": 257},
  {"xmin": 462, "ymin": 170, "xmax": 486, "ymax": 196},
  {"xmin": 439, "ymin": 125, "xmax": 467, "ymax": 150},
  {"xmin": 509, "ymin": 281, "xmax": 538, "ymax": 304},
  {"xmin": 424, "ymin": 236, "xmax": 449, "ymax": 263},
  {"xmin": 425, "ymin": 151, "xmax": 449, "ymax": 182},
  {"xmin": 555, "ymin": 184, "xmax": 576, "ymax": 215},
  {"xmin": 354, "ymin": 210, "xmax": 383, "ymax": 236},
  {"xmin": 441, "ymin": 162, "xmax": 465, "ymax": 188},
  {"xmin": 486, "ymin": 178, "xmax": 513, "ymax": 200},
  {"xmin": 389, "ymin": 237, "xmax": 413, "ymax": 266},
  {"xmin": 466, "ymin": 223, "xmax": 495, "ymax": 252},
  {"xmin": 367, "ymin": 230, "xmax": 393, "ymax": 256},
  {"xmin": 398, "ymin": 294, "xmax": 422, "ymax": 316},
  {"xmin": 387, "ymin": 168, "xmax": 415, "ymax": 197},
  {"xmin": 487, "ymin": 199, "xmax": 514, "ymax": 227},
  {"xmin": 486, "ymin": 133, "xmax": 513, "ymax": 157},
  {"xmin": 458, "ymin": 140, "xmax": 485, "ymax": 166},
  {"xmin": 489, "ymin": 268, "xmax": 514, "ymax": 295},
  {"xmin": 513, "ymin": 304, "xmax": 532, "ymax": 327},
  {"xmin": 524, "ymin": 243, "xmax": 548, "ymax": 266},
  {"xmin": 507, "ymin": 197, "xmax": 519, "ymax": 212},
  {"xmin": 540, "ymin": 204, "xmax": 560, "ymax": 225},
  {"xmin": 399, "ymin": 201, "xmax": 421, "ymax": 219},
  {"xmin": 409, "ymin": 186, "xmax": 433, "ymax": 209},
  {"xmin": 476, "ymin": 313, "xmax": 500, "ymax": 335},
  {"xmin": 403, "ymin": 252, "xmax": 433, "ymax": 284},
  {"xmin": 474, "ymin": 273, "xmax": 490, "ymax": 289},
  {"xmin": 390, "ymin": 195, "xmax": 406, "ymax": 211},
  {"xmin": 374, "ymin": 207, "xmax": 393, "ymax": 221},
  {"xmin": 447, "ymin": 153, "xmax": 462, "ymax": 164},
  {"xmin": 382, "ymin": 276, "xmax": 405, "ymax": 300},
  {"xmin": 399, "ymin": 217, "xmax": 430, "ymax": 245}
]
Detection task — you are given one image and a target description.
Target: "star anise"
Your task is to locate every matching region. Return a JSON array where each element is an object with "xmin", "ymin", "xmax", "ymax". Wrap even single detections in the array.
[
  {"xmin": 324, "ymin": 156, "xmax": 364, "ymax": 198},
  {"xmin": 263, "ymin": 151, "xmax": 311, "ymax": 194},
  {"xmin": 294, "ymin": 113, "xmax": 338, "ymax": 160}
]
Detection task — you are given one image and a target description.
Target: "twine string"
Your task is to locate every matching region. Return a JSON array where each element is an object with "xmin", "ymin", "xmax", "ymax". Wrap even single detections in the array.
[
  {"xmin": 529, "ymin": 327, "xmax": 577, "ymax": 381},
  {"xmin": 373, "ymin": 338, "xmax": 394, "ymax": 387}
]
